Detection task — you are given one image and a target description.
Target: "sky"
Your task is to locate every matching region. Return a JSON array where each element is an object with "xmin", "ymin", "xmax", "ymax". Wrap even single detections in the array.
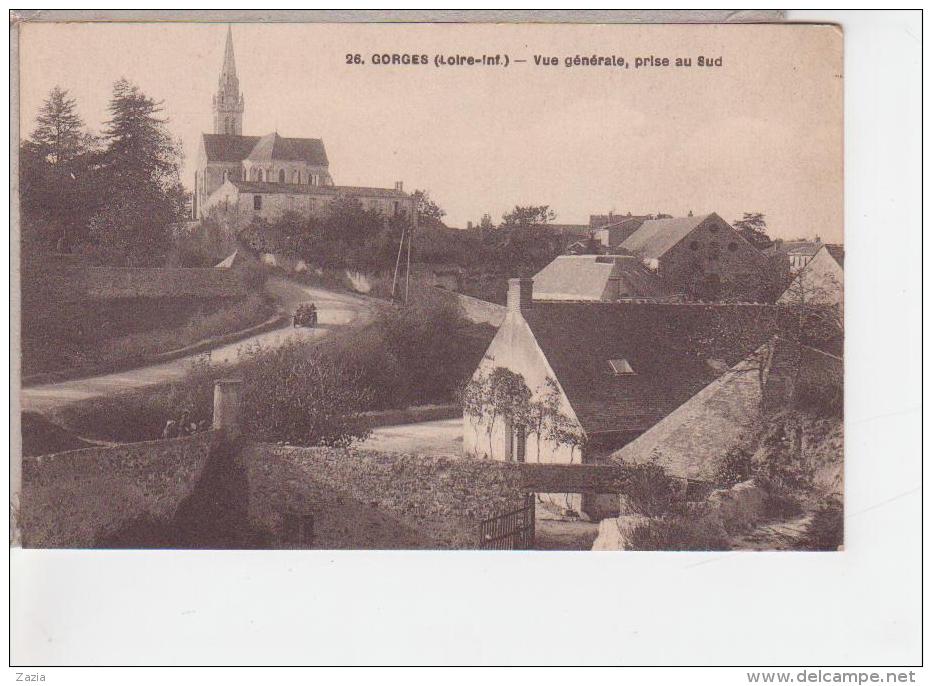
[{"xmin": 18, "ymin": 22, "xmax": 843, "ymax": 242}]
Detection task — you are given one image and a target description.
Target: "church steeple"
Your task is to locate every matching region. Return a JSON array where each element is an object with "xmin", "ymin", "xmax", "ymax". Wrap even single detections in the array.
[{"xmin": 212, "ymin": 25, "xmax": 244, "ymax": 136}]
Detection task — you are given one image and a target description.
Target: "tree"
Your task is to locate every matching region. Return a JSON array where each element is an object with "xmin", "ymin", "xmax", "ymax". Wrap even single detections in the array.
[
  {"xmin": 411, "ymin": 189, "xmax": 446, "ymax": 224},
  {"xmin": 733, "ymin": 212, "xmax": 773, "ymax": 250},
  {"xmin": 500, "ymin": 205, "xmax": 557, "ymax": 227},
  {"xmin": 88, "ymin": 78, "xmax": 186, "ymax": 265},
  {"xmin": 19, "ymin": 87, "xmax": 99, "ymax": 248},
  {"xmin": 29, "ymin": 86, "xmax": 93, "ymax": 167},
  {"xmin": 485, "ymin": 205, "xmax": 561, "ymax": 277}
]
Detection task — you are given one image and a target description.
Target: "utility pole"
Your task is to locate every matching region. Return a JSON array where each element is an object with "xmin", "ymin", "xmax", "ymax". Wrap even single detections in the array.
[
  {"xmin": 404, "ymin": 207, "xmax": 417, "ymax": 304},
  {"xmin": 391, "ymin": 221, "xmax": 407, "ymax": 303}
]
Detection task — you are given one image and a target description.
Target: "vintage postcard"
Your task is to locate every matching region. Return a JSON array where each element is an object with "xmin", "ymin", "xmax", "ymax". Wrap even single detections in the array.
[{"xmin": 13, "ymin": 19, "xmax": 843, "ymax": 553}]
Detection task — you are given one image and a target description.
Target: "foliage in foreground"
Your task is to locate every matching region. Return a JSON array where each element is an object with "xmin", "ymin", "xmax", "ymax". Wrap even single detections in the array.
[{"xmin": 51, "ymin": 298, "xmax": 494, "ymax": 444}]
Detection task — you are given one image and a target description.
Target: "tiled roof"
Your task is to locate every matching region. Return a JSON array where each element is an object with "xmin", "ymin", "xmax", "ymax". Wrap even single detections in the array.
[
  {"xmin": 201, "ymin": 132, "xmax": 329, "ymax": 166},
  {"xmin": 620, "ymin": 214, "xmax": 712, "ymax": 259},
  {"xmin": 824, "ymin": 244, "xmax": 844, "ymax": 268},
  {"xmin": 772, "ymin": 240, "xmax": 823, "ymax": 256},
  {"xmin": 229, "ymin": 179, "xmax": 408, "ymax": 198},
  {"xmin": 202, "ymin": 134, "xmax": 261, "ymax": 162},
  {"xmin": 246, "ymin": 132, "xmax": 329, "ymax": 165},
  {"xmin": 522, "ymin": 301, "xmax": 778, "ymax": 435},
  {"xmin": 590, "ymin": 213, "xmax": 649, "ymax": 228},
  {"xmin": 532, "ymin": 255, "xmax": 663, "ymax": 301}
]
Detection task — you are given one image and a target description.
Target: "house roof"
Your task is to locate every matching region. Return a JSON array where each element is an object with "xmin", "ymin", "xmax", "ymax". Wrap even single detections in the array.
[
  {"xmin": 521, "ymin": 301, "xmax": 779, "ymax": 435},
  {"xmin": 620, "ymin": 214, "xmax": 713, "ymax": 259},
  {"xmin": 228, "ymin": 179, "xmax": 408, "ymax": 198},
  {"xmin": 590, "ymin": 213, "xmax": 650, "ymax": 228},
  {"xmin": 246, "ymin": 132, "xmax": 329, "ymax": 165},
  {"xmin": 824, "ymin": 244, "xmax": 844, "ymax": 268},
  {"xmin": 201, "ymin": 132, "xmax": 329, "ymax": 166},
  {"xmin": 532, "ymin": 255, "xmax": 663, "ymax": 301},
  {"xmin": 771, "ymin": 240, "xmax": 823, "ymax": 256},
  {"xmin": 609, "ymin": 338, "xmax": 843, "ymax": 481}
]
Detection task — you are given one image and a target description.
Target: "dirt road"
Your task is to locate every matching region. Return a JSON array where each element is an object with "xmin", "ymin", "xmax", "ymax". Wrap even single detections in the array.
[{"xmin": 20, "ymin": 276, "xmax": 374, "ymax": 413}]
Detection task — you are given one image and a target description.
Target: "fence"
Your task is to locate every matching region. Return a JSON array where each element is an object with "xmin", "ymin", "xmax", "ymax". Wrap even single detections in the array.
[{"xmin": 478, "ymin": 493, "xmax": 536, "ymax": 550}]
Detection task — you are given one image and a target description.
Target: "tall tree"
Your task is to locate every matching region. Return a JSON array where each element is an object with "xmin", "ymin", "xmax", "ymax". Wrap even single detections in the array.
[
  {"xmin": 487, "ymin": 204, "xmax": 560, "ymax": 276},
  {"xmin": 733, "ymin": 212, "xmax": 773, "ymax": 250},
  {"xmin": 89, "ymin": 79, "xmax": 186, "ymax": 265},
  {"xmin": 20, "ymin": 87, "xmax": 98, "ymax": 248},
  {"xmin": 411, "ymin": 189, "xmax": 446, "ymax": 224},
  {"xmin": 29, "ymin": 86, "xmax": 91, "ymax": 167}
]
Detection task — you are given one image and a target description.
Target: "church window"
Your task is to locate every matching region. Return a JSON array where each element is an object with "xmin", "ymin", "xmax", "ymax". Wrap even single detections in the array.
[
  {"xmin": 311, "ymin": 174, "xmax": 320, "ymax": 186},
  {"xmin": 279, "ymin": 169, "xmax": 286, "ymax": 184},
  {"xmin": 257, "ymin": 170, "xmax": 264, "ymax": 182},
  {"xmin": 254, "ymin": 195, "xmax": 263, "ymax": 211},
  {"xmin": 292, "ymin": 170, "xmax": 299, "ymax": 184}
]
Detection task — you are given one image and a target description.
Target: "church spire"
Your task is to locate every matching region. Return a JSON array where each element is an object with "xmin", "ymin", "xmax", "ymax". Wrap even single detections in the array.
[
  {"xmin": 220, "ymin": 25, "xmax": 237, "ymax": 82},
  {"xmin": 212, "ymin": 25, "xmax": 244, "ymax": 136}
]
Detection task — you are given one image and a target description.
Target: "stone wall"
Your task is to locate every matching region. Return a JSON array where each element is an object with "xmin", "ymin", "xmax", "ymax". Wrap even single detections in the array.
[
  {"xmin": 19, "ymin": 432, "xmax": 217, "ymax": 548},
  {"xmin": 243, "ymin": 445, "xmax": 526, "ymax": 549},
  {"xmin": 24, "ymin": 256, "xmax": 249, "ymax": 303},
  {"xmin": 424, "ymin": 286, "xmax": 507, "ymax": 326}
]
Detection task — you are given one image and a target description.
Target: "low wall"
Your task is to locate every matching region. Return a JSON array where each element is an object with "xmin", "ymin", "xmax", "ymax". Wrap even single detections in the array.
[
  {"xmin": 424, "ymin": 287, "xmax": 507, "ymax": 326},
  {"xmin": 19, "ymin": 432, "xmax": 217, "ymax": 548},
  {"xmin": 243, "ymin": 445, "xmax": 526, "ymax": 549},
  {"xmin": 26, "ymin": 260, "xmax": 248, "ymax": 303}
]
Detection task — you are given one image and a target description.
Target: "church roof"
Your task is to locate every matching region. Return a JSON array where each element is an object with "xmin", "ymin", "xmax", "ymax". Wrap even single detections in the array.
[
  {"xmin": 228, "ymin": 179, "xmax": 408, "ymax": 198},
  {"xmin": 246, "ymin": 132, "xmax": 329, "ymax": 165},
  {"xmin": 201, "ymin": 133, "xmax": 329, "ymax": 166},
  {"xmin": 202, "ymin": 134, "xmax": 261, "ymax": 162}
]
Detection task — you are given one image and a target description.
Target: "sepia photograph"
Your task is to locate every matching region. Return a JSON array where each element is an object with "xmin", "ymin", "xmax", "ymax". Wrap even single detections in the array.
[
  {"xmin": 11, "ymin": 19, "xmax": 845, "ymax": 554},
  {"xmin": 8, "ymin": 7, "xmax": 927, "ymax": 674}
]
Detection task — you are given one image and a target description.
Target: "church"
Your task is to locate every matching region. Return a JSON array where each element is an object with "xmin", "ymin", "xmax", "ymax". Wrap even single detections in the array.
[{"xmin": 193, "ymin": 27, "xmax": 414, "ymax": 225}]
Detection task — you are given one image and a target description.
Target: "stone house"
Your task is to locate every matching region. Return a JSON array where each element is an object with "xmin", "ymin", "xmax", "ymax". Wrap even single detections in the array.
[
  {"xmin": 767, "ymin": 238, "xmax": 825, "ymax": 271},
  {"xmin": 778, "ymin": 243, "xmax": 844, "ymax": 307},
  {"xmin": 619, "ymin": 213, "xmax": 773, "ymax": 301},
  {"xmin": 463, "ymin": 278, "xmax": 779, "ymax": 517},
  {"xmin": 531, "ymin": 255, "xmax": 663, "ymax": 301},
  {"xmin": 201, "ymin": 178, "xmax": 414, "ymax": 230}
]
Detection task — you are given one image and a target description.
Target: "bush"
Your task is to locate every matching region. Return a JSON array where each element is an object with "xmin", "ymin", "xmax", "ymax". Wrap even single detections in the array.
[
  {"xmin": 715, "ymin": 447, "xmax": 753, "ymax": 487},
  {"xmin": 623, "ymin": 461, "xmax": 682, "ymax": 517},
  {"xmin": 801, "ymin": 498, "xmax": 843, "ymax": 551},
  {"xmin": 628, "ymin": 516, "xmax": 728, "ymax": 551},
  {"xmin": 238, "ymin": 341, "xmax": 373, "ymax": 447}
]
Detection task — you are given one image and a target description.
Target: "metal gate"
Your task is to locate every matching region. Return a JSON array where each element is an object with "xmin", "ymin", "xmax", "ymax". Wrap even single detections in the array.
[{"xmin": 478, "ymin": 493, "xmax": 536, "ymax": 550}]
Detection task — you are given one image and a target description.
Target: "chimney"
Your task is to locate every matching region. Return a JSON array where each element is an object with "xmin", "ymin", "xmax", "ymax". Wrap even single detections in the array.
[
  {"xmin": 394, "ymin": 181, "xmax": 403, "ymax": 192},
  {"xmin": 467, "ymin": 221, "xmax": 473, "ymax": 230},
  {"xmin": 507, "ymin": 278, "xmax": 533, "ymax": 313}
]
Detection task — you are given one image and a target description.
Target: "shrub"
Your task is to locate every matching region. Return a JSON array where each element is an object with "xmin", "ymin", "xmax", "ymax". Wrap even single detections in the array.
[
  {"xmin": 801, "ymin": 498, "xmax": 843, "ymax": 551},
  {"xmin": 623, "ymin": 461, "xmax": 682, "ymax": 517},
  {"xmin": 715, "ymin": 447, "xmax": 753, "ymax": 487},
  {"xmin": 238, "ymin": 341, "xmax": 373, "ymax": 447},
  {"xmin": 628, "ymin": 515, "xmax": 728, "ymax": 551}
]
